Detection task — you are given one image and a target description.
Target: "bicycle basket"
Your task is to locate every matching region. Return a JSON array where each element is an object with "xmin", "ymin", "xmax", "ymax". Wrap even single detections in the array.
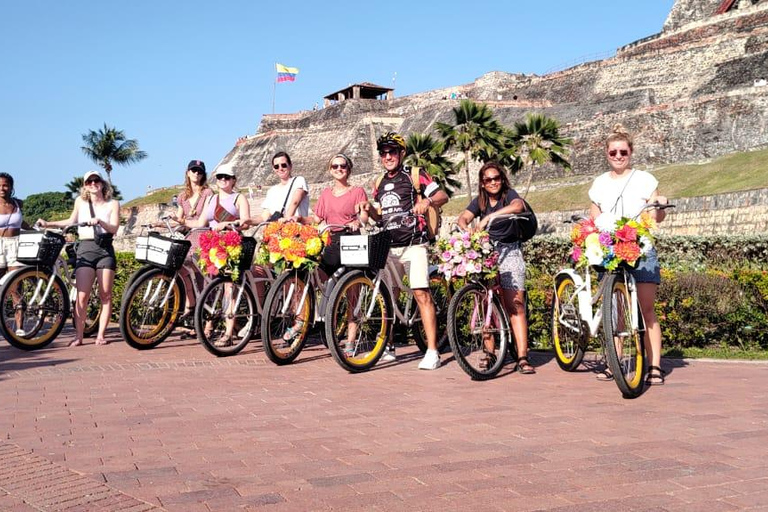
[
  {"xmin": 135, "ymin": 232, "xmax": 191, "ymax": 271},
  {"xmin": 238, "ymin": 236, "xmax": 257, "ymax": 273},
  {"xmin": 16, "ymin": 231, "xmax": 66, "ymax": 267},
  {"xmin": 340, "ymin": 230, "xmax": 391, "ymax": 270}
]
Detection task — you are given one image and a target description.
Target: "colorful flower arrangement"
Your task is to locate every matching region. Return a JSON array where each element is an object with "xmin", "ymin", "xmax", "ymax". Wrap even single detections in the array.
[
  {"xmin": 433, "ymin": 230, "xmax": 499, "ymax": 283},
  {"xmin": 197, "ymin": 230, "xmax": 246, "ymax": 282},
  {"xmin": 256, "ymin": 222, "xmax": 329, "ymax": 273},
  {"xmin": 570, "ymin": 212, "xmax": 656, "ymax": 270}
]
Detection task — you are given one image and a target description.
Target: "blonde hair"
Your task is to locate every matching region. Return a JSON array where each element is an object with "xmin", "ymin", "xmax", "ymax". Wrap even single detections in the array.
[
  {"xmin": 605, "ymin": 123, "xmax": 634, "ymax": 151},
  {"xmin": 80, "ymin": 179, "xmax": 114, "ymax": 201}
]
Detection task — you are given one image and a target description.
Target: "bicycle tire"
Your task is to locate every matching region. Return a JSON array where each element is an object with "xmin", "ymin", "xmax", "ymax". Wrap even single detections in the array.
[
  {"xmin": 261, "ymin": 269, "xmax": 314, "ymax": 365},
  {"xmin": 0, "ymin": 268, "xmax": 69, "ymax": 350},
  {"xmin": 194, "ymin": 276, "xmax": 257, "ymax": 357},
  {"xmin": 73, "ymin": 279, "xmax": 102, "ymax": 338},
  {"xmin": 412, "ymin": 273, "xmax": 451, "ymax": 353},
  {"xmin": 447, "ymin": 281, "xmax": 510, "ymax": 380},
  {"xmin": 551, "ymin": 274, "xmax": 587, "ymax": 371},
  {"xmin": 324, "ymin": 270, "xmax": 392, "ymax": 373},
  {"xmin": 120, "ymin": 268, "xmax": 185, "ymax": 350},
  {"xmin": 602, "ymin": 271, "xmax": 646, "ymax": 399}
]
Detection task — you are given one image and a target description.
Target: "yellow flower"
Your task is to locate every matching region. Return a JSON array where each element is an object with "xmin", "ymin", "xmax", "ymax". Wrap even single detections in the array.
[
  {"xmin": 226, "ymin": 246, "xmax": 242, "ymax": 259},
  {"xmin": 306, "ymin": 237, "xmax": 322, "ymax": 256},
  {"xmin": 269, "ymin": 251, "xmax": 282, "ymax": 264},
  {"xmin": 293, "ymin": 257, "xmax": 307, "ymax": 268},
  {"xmin": 584, "ymin": 233, "xmax": 601, "ymax": 248},
  {"xmin": 279, "ymin": 238, "xmax": 293, "ymax": 250},
  {"xmin": 209, "ymin": 248, "xmax": 227, "ymax": 269}
]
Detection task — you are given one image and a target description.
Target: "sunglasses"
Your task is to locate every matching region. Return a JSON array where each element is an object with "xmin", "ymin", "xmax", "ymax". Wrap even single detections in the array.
[
  {"xmin": 378, "ymin": 149, "xmax": 399, "ymax": 157},
  {"xmin": 85, "ymin": 179, "xmax": 101, "ymax": 185},
  {"xmin": 482, "ymin": 175, "xmax": 502, "ymax": 185},
  {"xmin": 216, "ymin": 175, "xmax": 234, "ymax": 181},
  {"xmin": 608, "ymin": 149, "xmax": 630, "ymax": 158},
  {"xmin": 273, "ymin": 163, "xmax": 290, "ymax": 170},
  {"xmin": 188, "ymin": 168, "xmax": 205, "ymax": 174},
  {"xmin": 330, "ymin": 163, "xmax": 348, "ymax": 170}
]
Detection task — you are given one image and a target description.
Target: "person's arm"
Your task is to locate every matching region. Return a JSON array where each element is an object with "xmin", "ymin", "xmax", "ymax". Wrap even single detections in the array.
[
  {"xmin": 283, "ymin": 188, "xmax": 307, "ymax": 221},
  {"xmin": 589, "ymin": 202, "xmax": 602, "ymax": 220},
  {"xmin": 646, "ymin": 189, "xmax": 668, "ymax": 223},
  {"xmin": 38, "ymin": 199, "xmax": 80, "ymax": 228},
  {"xmin": 457, "ymin": 210, "xmax": 476, "ymax": 232},
  {"xmin": 184, "ymin": 196, "xmax": 212, "ymax": 229},
  {"xmin": 477, "ymin": 198, "xmax": 526, "ymax": 231},
  {"xmin": 232, "ymin": 193, "xmax": 251, "ymax": 229}
]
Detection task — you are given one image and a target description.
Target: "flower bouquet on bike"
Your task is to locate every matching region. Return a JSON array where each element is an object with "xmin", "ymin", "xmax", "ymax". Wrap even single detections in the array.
[
  {"xmin": 255, "ymin": 221, "xmax": 329, "ymax": 273},
  {"xmin": 433, "ymin": 230, "xmax": 499, "ymax": 286},
  {"xmin": 197, "ymin": 230, "xmax": 253, "ymax": 283},
  {"xmin": 569, "ymin": 211, "xmax": 655, "ymax": 272}
]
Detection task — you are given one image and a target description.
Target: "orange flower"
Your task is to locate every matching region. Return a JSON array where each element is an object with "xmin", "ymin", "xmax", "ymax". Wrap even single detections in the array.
[
  {"xmin": 614, "ymin": 241, "xmax": 641, "ymax": 263},
  {"xmin": 281, "ymin": 223, "xmax": 300, "ymax": 238}
]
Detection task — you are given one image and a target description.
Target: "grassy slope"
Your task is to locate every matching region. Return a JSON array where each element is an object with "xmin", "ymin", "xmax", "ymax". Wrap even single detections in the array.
[
  {"xmin": 122, "ymin": 186, "xmax": 182, "ymax": 209},
  {"xmin": 443, "ymin": 147, "xmax": 768, "ymax": 215}
]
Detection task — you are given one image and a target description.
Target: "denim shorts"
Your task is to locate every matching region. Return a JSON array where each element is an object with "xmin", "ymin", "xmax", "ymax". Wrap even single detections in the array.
[{"xmin": 630, "ymin": 248, "xmax": 661, "ymax": 284}]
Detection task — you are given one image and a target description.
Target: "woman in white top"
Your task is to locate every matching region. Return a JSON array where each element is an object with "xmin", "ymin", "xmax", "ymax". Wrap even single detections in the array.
[
  {"xmin": 588, "ymin": 124, "xmax": 668, "ymax": 385},
  {"xmin": 38, "ymin": 170, "xmax": 120, "ymax": 347},
  {"xmin": 260, "ymin": 152, "xmax": 310, "ymax": 222}
]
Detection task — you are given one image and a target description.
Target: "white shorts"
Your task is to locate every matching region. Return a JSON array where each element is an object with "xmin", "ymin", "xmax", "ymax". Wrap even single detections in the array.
[
  {"xmin": 0, "ymin": 236, "xmax": 20, "ymax": 269},
  {"xmin": 387, "ymin": 244, "xmax": 429, "ymax": 290}
]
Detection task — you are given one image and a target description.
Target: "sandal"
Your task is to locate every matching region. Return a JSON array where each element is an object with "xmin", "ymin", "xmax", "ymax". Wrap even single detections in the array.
[
  {"xmin": 479, "ymin": 352, "xmax": 497, "ymax": 371},
  {"xmin": 282, "ymin": 321, "xmax": 305, "ymax": 347},
  {"xmin": 596, "ymin": 368, "xmax": 614, "ymax": 381},
  {"xmin": 646, "ymin": 365, "xmax": 666, "ymax": 386},
  {"xmin": 517, "ymin": 357, "xmax": 536, "ymax": 374},
  {"xmin": 343, "ymin": 342, "xmax": 355, "ymax": 357},
  {"xmin": 214, "ymin": 335, "xmax": 233, "ymax": 348}
]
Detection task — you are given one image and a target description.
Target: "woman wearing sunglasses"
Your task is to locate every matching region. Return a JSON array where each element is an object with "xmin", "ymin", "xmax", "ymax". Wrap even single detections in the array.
[
  {"xmin": 38, "ymin": 171, "xmax": 120, "ymax": 347},
  {"xmin": 588, "ymin": 124, "xmax": 669, "ymax": 385},
  {"xmin": 457, "ymin": 162, "xmax": 534, "ymax": 374},
  {"xmin": 260, "ymin": 152, "xmax": 309, "ymax": 222},
  {"xmin": 174, "ymin": 160, "xmax": 213, "ymax": 232}
]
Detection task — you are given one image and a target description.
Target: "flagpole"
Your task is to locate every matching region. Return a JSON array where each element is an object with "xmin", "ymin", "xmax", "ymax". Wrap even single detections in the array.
[{"xmin": 272, "ymin": 62, "xmax": 276, "ymax": 114}]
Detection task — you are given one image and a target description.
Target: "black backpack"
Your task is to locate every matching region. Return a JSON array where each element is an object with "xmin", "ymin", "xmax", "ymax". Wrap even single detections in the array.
[{"xmin": 490, "ymin": 199, "xmax": 538, "ymax": 243}]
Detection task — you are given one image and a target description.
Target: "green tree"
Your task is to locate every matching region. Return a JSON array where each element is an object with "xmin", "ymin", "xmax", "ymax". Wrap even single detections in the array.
[
  {"xmin": 508, "ymin": 113, "xmax": 573, "ymax": 198},
  {"xmin": 435, "ymin": 99, "xmax": 507, "ymax": 200},
  {"xmin": 81, "ymin": 124, "xmax": 147, "ymax": 185},
  {"xmin": 65, "ymin": 176, "xmax": 123, "ymax": 201},
  {"xmin": 404, "ymin": 133, "xmax": 462, "ymax": 197},
  {"xmin": 22, "ymin": 192, "xmax": 73, "ymax": 224}
]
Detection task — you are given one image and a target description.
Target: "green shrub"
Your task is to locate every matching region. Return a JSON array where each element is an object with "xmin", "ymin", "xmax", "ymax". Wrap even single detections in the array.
[{"xmin": 111, "ymin": 252, "xmax": 144, "ymax": 322}]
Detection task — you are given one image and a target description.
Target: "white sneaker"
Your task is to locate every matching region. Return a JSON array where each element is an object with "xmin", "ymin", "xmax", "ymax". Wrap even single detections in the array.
[
  {"xmin": 379, "ymin": 346, "xmax": 396, "ymax": 363},
  {"xmin": 15, "ymin": 328, "xmax": 25, "ymax": 337},
  {"xmin": 418, "ymin": 349, "xmax": 441, "ymax": 370}
]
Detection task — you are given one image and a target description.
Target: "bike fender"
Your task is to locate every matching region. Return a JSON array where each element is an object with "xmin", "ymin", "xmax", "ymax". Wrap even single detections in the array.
[
  {"xmin": 553, "ymin": 269, "xmax": 584, "ymax": 290},
  {"xmin": 0, "ymin": 267, "xmax": 28, "ymax": 286}
]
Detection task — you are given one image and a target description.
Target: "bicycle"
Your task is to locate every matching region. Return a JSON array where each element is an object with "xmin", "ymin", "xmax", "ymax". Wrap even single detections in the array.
[
  {"xmin": 259, "ymin": 223, "xmax": 351, "ymax": 365},
  {"xmin": 193, "ymin": 223, "xmax": 274, "ymax": 357},
  {"xmin": 445, "ymin": 214, "xmax": 528, "ymax": 380},
  {"xmin": 119, "ymin": 217, "xmax": 210, "ymax": 350},
  {"xmin": 0, "ymin": 224, "xmax": 102, "ymax": 350},
  {"xmin": 551, "ymin": 203, "xmax": 675, "ymax": 398},
  {"xmin": 323, "ymin": 213, "xmax": 449, "ymax": 372}
]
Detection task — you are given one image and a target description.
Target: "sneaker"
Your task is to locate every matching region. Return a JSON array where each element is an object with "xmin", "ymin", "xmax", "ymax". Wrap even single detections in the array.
[
  {"xmin": 379, "ymin": 346, "xmax": 396, "ymax": 363},
  {"xmin": 418, "ymin": 349, "xmax": 441, "ymax": 370},
  {"xmin": 15, "ymin": 328, "xmax": 25, "ymax": 337}
]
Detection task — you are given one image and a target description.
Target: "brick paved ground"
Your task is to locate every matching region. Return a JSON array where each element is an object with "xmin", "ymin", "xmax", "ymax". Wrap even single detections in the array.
[{"xmin": 1, "ymin": 327, "xmax": 768, "ymax": 511}]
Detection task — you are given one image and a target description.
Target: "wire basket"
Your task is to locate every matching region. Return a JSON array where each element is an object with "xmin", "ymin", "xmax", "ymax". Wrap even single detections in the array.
[
  {"xmin": 16, "ymin": 231, "xmax": 66, "ymax": 268},
  {"xmin": 238, "ymin": 237, "xmax": 258, "ymax": 273},
  {"xmin": 340, "ymin": 230, "xmax": 391, "ymax": 270}
]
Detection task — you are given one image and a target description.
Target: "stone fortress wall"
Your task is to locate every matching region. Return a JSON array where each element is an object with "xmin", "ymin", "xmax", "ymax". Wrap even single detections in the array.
[{"xmin": 119, "ymin": 0, "xmax": 768, "ymax": 245}]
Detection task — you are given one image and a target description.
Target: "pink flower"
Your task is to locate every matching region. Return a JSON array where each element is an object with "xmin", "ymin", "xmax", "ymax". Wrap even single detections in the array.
[
  {"xmin": 455, "ymin": 263, "xmax": 467, "ymax": 277},
  {"xmin": 571, "ymin": 246, "xmax": 582, "ymax": 262},
  {"xmin": 615, "ymin": 224, "xmax": 638, "ymax": 243},
  {"xmin": 441, "ymin": 250, "xmax": 452, "ymax": 262},
  {"xmin": 466, "ymin": 250, "xmax": 478, "ymax": 260}
]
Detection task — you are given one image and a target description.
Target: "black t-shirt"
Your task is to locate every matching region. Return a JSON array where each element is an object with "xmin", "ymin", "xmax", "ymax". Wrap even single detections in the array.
[
  {"xmin": 466, "ymin": 189, "xmax": 521, "ymax": 243},
  {"xmin": 373, "ymin": 167, "xmax": 439, "ymax": 247}
]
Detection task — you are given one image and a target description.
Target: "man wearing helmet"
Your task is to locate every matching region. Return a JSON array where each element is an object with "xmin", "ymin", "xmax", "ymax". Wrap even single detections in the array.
[{"xmin": 361, "ymin": 131, "xmax": 449, "ymax": 370}]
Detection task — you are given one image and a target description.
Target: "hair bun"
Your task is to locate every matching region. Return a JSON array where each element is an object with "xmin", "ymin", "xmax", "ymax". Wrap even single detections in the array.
[{"xmin": 612, "ymin": 123, "xmax": 630, "ymax": 136}]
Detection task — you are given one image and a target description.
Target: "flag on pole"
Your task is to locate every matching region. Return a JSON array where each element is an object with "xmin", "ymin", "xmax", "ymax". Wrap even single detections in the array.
[{"xmin": 276, "ymin": 63, "xmax": 299, "ymax": 82}]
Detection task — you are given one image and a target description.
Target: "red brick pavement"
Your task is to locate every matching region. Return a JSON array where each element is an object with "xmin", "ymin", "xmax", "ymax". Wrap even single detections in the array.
[{"xmin": 1, "ymin": 327, "xmax": 768, "ymax": 511}]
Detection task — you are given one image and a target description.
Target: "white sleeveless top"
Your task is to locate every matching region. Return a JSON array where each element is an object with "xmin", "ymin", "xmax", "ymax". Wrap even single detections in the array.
[{"xmin": 78, "ymin": 200, "xmax": 114, "ymax": 239}]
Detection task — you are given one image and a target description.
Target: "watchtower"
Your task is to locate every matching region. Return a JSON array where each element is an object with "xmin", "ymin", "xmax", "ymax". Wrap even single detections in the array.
[{"xmin": 323, "ymin": 82, "xmax": 394, "ymax": 107}]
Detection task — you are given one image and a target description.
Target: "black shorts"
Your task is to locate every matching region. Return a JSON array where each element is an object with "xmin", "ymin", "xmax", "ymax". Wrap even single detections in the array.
[{"xmin": 76, "ymin": 240, "xmax": 117, "ymax": 271}]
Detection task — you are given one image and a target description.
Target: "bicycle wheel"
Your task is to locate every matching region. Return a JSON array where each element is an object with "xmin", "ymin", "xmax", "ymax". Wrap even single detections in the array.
[
  {"xmin": 412, "ymin": 273, "xmax": 451, "ymax": 353},
  {"xmin": 551, "ymin": 274, "xmax": 587, "ymax": 371},
  {"xmin": 194, "ymin": 276, "xmax": 257, "ymax": 357},
  {"xmin": 261, "ymin": 270, "xmax": 314, "ymax": 365},
  {"xmin": 324, "ymin": 270, "xmax": 391, "ymax": 373},
  {"xmin": 120, "ymin": 268, "xmax": 185, "ymax": 350},
  {"xmin": 73, "ymin": 279, "xmax": 102, "ymax": 338},
  {"xmin": 447, "ymin": 281, "xmax": 510, "ymax": 380},
  {"xmin": 602, "ymin": 271, "xmax": 646, "ymax": 399},
  {"xmin": 0, "ymin": 268, "xmax": 68, "ymax": 350}
]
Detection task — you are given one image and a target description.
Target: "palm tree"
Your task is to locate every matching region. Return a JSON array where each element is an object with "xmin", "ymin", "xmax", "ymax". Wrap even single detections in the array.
[
  {"xmin": 508, "ymin": 113, "xmax": 573, "ymax": 198},
  {"xmin": 404, "ymin": 133, "xmax": 461, "ymax": 197},
  {"xmin": 65, "ymin": 176, "xmax": 123, "ymax": 201},
  {"xmin": 435, "ymin": 99, "xmax": 507, "ymax": 200},
  {"xmin": 81, "ymin": 124, "xmax": 147, "ymax": 185}
]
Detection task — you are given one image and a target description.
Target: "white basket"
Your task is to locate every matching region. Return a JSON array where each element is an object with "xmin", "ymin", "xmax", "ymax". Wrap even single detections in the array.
[{"xmin": 134, "ymin": 233, "xmax": 191, "ymax": 271}]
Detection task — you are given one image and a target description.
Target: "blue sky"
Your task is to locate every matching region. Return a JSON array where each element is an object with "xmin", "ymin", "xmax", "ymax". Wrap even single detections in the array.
[{"xmin": 1, "ymin": 0, "xmax": 674, "ymax": 202}]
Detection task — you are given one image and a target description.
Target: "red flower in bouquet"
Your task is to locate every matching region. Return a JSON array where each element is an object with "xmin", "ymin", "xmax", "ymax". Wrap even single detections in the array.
[
  {"xmin": 197, "ymin": 230, "xmax": 246, "ymax": 281},
  {"xmin": 615, "ymin": 224, "xmax": 638, "ymax": 243}
]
